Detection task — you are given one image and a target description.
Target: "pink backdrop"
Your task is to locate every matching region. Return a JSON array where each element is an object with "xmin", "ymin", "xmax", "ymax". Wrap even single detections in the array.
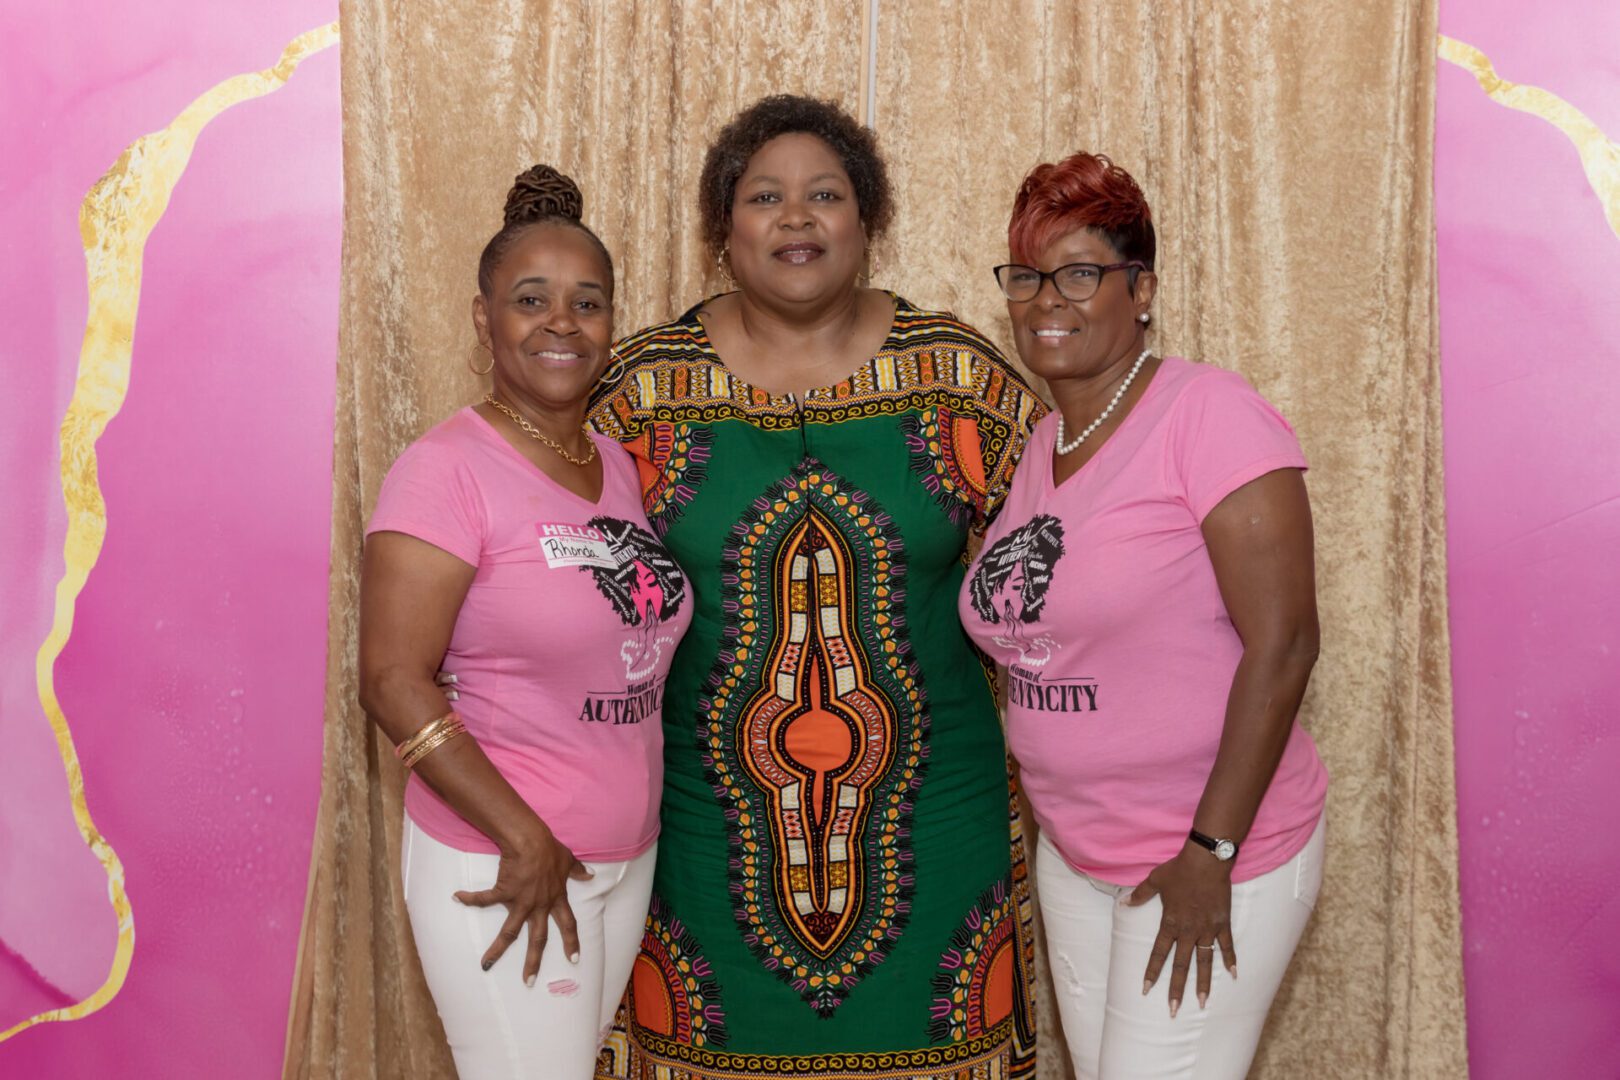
[
  {"xmin": 0, "ymin": 2, "xmax": 339, "ymax": 1075},
  {"xmin": 3, "ymin": 2, "xmax": 1618, "ymax": 1076},
  {"xmin": 1437, "ymin": 2, "xmax": 1620, "ymax": 1077}
]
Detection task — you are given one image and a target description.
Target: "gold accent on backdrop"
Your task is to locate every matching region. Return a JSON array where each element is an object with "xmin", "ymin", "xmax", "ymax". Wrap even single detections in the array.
[
  {"xmin": 0, "ymin": 21, "xmax": 339, "ymax": 1047},
  {"xmin": 290, "ymin": 3, "xmax": 1464, "ymax": 1078},
  {"xmin": 1440, "ymin": 34, "xmax": 1620, "ymax": 241}
]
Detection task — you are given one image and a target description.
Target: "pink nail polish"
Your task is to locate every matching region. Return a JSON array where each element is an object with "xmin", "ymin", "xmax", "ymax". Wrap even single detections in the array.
[
  {"xmin": 1198, "ymin": 992, "xmax": 1208, "ymax": 1009},
  {"xmin": 1141, "ymin": 980, "xmax": 1151, "ymax": 996},
  {"xmin": 1170, "ymin": 1000, "xmax": 1180, "ymax": 1019}
]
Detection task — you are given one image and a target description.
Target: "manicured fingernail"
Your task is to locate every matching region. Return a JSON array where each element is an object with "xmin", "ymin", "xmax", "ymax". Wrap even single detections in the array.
[
  {"xmin": 1142, "ymin": 980, "xmax": 1152, "ymax": 996},
  {"xmin": 452, "ymin": 895, "xmax": 465, "ymax": 905},
  {"xmin": 446, "ymin": 690, "xmax": 459, "ymax": 700},
  {"xmin": 1230, "ymin": 965, "xmax": 1239, "ymax": 979},
  {"xmin": 1198, "ymin": 992, "xmax": 1208, "ymax": 1010},
  {"xmin": 569, "ymin": 952, "xmax": 580, "ymax": 965},
  {"xmin": 444, "ymin": 674, "xmax": 458, "ymax": 683},
  {"xmin": 525, "ymin": 973, "xmax": 536, "ymax": 988},
  {"xmin": 1170, "ymin": 999, "xmax": 1180, "ymax": 1019},
  {"xmin": 481, "ymin": 959, "xmax": 492, "ymax": 972}
]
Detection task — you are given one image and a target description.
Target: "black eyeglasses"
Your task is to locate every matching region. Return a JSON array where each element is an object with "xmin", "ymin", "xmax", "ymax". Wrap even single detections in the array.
[{"xmin": 992, "ymin": 260, "xmax": 1147, "ymax": 302}]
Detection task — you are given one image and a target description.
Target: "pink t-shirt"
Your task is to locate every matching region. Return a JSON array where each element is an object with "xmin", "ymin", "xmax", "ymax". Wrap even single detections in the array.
[
  {"xmin": 368, "ymin": 407, "xmax": 692, "ymax": 860},
  {"xmin": 960, "ymin": 358, "xmax": 1327, "ymax": 885}
]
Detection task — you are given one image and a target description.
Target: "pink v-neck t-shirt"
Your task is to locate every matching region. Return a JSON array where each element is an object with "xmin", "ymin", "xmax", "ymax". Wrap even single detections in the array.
[
  {"xmin": 960, "ymin": 358, "xmax": 1327, "ymax": 885},
  {"xmin": 368, "ymin": 407, "xmax": 693, "ymax": 859}
]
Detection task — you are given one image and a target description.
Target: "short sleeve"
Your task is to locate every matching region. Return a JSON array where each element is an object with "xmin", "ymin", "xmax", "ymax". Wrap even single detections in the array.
[
  {"xmin": 366, "ymin": 437, "xmax": 487, "ymax": 567},
  {"xmin": 1167, "ymin": 368, "xmax": 1308, "ymax": 522},
  {"xmin": 975, "ymin": 359, "xmax": 1049, "ymax": 529},
  {"xmin": 586, "ymin": 362, "xmax": 646, "ymax": 441},
  {"xmin": 588, "ymin": 324, "xmax": 671, "ymax": 441}
]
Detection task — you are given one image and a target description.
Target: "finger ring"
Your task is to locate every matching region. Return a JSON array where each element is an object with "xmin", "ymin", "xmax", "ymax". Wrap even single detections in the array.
[{"xmin": 1195, "ymin": 943, "xmax": 1215, "ymax": 950}]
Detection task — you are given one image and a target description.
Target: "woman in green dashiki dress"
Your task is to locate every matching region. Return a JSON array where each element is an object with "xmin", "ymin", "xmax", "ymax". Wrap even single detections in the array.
[{"xmin": 590, "ymin": 96, "xmax": 1045, "ymax": 1080}]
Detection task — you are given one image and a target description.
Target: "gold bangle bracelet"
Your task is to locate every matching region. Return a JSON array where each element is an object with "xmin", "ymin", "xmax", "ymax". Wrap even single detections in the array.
[
  {"xmin": 400, "ymin": 722, "xmax": 456, "ymax": 764},
  {"xmin": 401, "ymin": 727, "xmax": 465, "ymax": 770},
  {"xmin": 395, "ymin": 711, "xmax": 459, "ymax": 761},
  {"xmin": 395, "ymin": 717, "xmax": 451, "ymax": 760},
  {"xmin": 400, "ymin": 716, "xmax": 463, "ymax": 760},
  {"xmin": 401, "ymin": 721, "xmax": 468, "ymax": 770}
]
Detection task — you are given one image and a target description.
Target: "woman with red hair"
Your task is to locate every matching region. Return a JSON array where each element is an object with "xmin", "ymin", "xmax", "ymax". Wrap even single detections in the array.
[{"xmin": 961, "ymin": 152, "xmax": 1328, "ymax": 1077}]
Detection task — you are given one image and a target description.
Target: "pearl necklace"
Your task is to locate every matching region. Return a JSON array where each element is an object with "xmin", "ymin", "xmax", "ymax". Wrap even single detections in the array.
[
  {"xmin": 1055, "ymin": 347, "xmax": 1153, "ymax": 456},
  {"xmin": 484, "ymin": 394, "xmax": 597, "ymax": 467}
]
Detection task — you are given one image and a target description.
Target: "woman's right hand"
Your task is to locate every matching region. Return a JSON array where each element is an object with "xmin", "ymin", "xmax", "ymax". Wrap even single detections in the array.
[{"xmin": 453, "ymin": 821, "xmax": 594, "ymax": 985}]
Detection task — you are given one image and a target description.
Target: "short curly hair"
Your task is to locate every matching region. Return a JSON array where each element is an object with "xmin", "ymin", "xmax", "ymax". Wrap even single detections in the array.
[
  {"xmin": 1008, "ymin": 152, "xmax": 1155, "ymax": 273},
  {"xmin": 697, "ymin": 94, "xmax": 894, "ymax": 258}
]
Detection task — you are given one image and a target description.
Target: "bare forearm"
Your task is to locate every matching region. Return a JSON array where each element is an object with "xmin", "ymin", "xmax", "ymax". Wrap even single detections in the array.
[
  {"xmin": 408, "ymin": 737, "xmax": 552, "ymax": 856},
  {"xmin": 362, "ymin": 667, "xmax": 548, "ymax": 856},
  {"xmin": 1192, "ymin": 641, "xmax": 1317, "ymax": 843},
  {"xmin": 361, "ymin": 664, "xmax": 457, "ymax": 747}
]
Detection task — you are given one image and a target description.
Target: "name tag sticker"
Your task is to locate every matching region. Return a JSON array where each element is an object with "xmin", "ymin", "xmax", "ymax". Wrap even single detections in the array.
[{"xmin": 535, "ymin": 523, "xmax": 617, "ymax": 569}]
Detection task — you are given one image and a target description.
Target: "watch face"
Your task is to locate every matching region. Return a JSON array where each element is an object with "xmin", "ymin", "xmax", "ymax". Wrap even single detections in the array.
[{"xmin": 1214, "ymin": 840, "xmax": 1237, "ymax": 861}]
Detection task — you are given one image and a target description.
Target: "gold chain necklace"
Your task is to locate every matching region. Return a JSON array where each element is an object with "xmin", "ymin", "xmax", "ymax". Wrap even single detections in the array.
[{"xmin": 484, "ymin": 394, "xmax": 597, "ymax": 467}]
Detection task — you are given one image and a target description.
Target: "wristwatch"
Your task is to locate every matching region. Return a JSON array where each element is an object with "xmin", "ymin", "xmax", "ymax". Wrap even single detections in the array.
[{"xmin": 1189, "ymin": 829, "xmax": 1238, "ymax": 862}]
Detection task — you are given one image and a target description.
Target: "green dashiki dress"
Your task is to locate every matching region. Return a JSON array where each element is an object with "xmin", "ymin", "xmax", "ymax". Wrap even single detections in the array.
[{"xmin": 589, "ymin": 295, "xmax": 1046, "ymax": 1080}]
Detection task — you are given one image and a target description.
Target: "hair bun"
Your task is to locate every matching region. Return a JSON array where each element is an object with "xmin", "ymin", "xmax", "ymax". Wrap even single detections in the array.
[{"xmin": 503, "ymin": 164, "xmax": 584, "ymax": 226}]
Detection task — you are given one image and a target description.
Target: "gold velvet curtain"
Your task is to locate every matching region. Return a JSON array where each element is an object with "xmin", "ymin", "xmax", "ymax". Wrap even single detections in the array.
[
  {"xmin": 285, "ymin": 1, "xmax": 1465, "ymax": 1077},
  {"xmin": 874, "ymin": 5, "xmax": 1463, "ymax": 1074}
]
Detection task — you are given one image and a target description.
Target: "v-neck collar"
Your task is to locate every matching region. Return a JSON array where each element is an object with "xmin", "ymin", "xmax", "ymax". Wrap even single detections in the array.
[
  {"xmin": 464, "ymin": 406, "xmax": 610, "ymax": 509},
  {"xmin": 1046, "ymin": 359, "xmax": 1170, "ymax": 495}
]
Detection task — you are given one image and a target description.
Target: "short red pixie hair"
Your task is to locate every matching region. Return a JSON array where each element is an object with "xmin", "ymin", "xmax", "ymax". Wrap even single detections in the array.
[{"xmin": 1007, "ymin": 152, "xmax": 1155, "ymax": 274}]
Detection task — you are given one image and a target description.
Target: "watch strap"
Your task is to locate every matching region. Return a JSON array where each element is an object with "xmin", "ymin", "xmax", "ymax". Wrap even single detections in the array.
[{"xmin": 1188, "ymin": 829, "xmax": 1238, "ymax": 860}]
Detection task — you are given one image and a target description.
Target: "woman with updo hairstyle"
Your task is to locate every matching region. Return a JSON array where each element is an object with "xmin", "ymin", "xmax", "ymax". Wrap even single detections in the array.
[
  {"xmin": 961, "ymin": 152, "xmax": 1328, "ymax": 1078},
  {"xmin": 588, "ymin": 94, "xmax": 1046, "ymax": 1077},
  {"xmin": 358, "ymin": 164, "xmax": 692, "ymax": 1077}
]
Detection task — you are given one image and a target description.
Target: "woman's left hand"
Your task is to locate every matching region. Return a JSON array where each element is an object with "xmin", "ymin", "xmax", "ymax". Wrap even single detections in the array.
[{"xmin": 1124, "ymin": 843, "xmax": 1238, "ymax": 1016}]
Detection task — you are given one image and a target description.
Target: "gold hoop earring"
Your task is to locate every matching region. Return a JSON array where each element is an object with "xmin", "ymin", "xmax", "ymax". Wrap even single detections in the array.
[
  {"xmin": 468, "ymin": 342, "xmax": 494, "ymax": 376},
  {"xmin": 597, "ymin": 347, "xmax": 628, "ymax": 388},
  {"xmin": 716, "ymin": 245, "xmax": 736, "ymax": 290}
]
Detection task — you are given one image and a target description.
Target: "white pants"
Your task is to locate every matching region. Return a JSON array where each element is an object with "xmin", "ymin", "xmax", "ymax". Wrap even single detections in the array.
[
  {"xmin": 1037, "ymin": 817, "xmax": 1325, "ymax": 1080},
  {"xmin": 401, "ymin": 819, "xmax": 655, "ymax": 1080}
]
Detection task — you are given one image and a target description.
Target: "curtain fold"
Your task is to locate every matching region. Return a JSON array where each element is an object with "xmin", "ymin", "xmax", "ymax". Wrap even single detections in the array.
[
  {"xmin": 287, "ymin": 2, "xmax": 1463, "ymax": 1076},
  {"xmin": 285, "ymin": 3, "xmax": 863, "ymax": 1077},
  {"xmin": 874, "ymin": 2, "xmax": 1463, "ymax": 1077}
]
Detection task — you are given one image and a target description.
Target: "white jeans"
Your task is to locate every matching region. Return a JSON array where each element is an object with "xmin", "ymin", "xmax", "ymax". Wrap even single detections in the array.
[
  {"xmin": 401, "ymin": 819, "xmax": 655, "ymax": 1080},
  {"xmin": 1036, "ymin": 817, "xmax": 1325, "ymax": 1080}
]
